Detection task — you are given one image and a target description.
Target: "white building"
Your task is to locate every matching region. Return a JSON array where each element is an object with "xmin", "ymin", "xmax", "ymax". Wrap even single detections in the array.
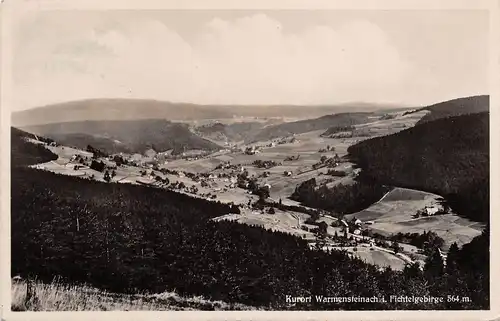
[{"xmin": 424, "ymin": 206, "xmax": 441, "ymax": 216}]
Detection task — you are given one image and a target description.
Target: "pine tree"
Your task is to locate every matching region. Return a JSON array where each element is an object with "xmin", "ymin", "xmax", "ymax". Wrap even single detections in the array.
[
  {"xmin": 424, "ymin": 247, "xmax": 444, "ymax": 279},
  {"xmin": 104, "ymin": 171, "xmax": 111, "ymax": 182},
  {"xmin": 445, "ymin": 242, "xmax": 460, "ymax": 275}
]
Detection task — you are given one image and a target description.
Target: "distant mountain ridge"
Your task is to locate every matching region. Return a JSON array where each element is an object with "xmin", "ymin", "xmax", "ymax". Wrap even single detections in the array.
[{"xmin": 12, "ymin": 98, "xmax": 405, "ymax": 127}]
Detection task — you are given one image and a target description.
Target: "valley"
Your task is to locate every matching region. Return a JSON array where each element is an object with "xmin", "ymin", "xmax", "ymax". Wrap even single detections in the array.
[
  {"xmin": 16, "ymin": 99, "xmax": 485, "ymax": 272},
  {"xmin": 10, "ymin": 95, "xmax": 490, "ymax": 310}
]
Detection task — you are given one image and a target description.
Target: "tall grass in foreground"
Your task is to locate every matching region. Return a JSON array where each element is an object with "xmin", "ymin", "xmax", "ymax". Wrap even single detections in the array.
[{"xmin": 11, "ymin": 278, "xmax": 259, "ymax": 311}]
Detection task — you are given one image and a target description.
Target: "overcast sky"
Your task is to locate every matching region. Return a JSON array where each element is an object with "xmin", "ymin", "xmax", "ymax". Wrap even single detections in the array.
[{"xmin": 12, "ymin": 9, "xmax": 489, "ymax": 111}]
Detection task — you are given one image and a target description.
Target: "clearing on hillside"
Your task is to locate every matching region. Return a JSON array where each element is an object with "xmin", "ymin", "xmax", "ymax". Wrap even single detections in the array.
[{"xmin": 345, "ymin": 187, "xmax": 483, "ymax": 249}]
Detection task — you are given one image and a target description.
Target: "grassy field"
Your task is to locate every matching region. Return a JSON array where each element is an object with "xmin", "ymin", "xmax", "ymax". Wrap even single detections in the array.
[
  {"xmin": 349, "ymin": 246, "xmax": 406, "ymax": 271},
  {"xmin": 345, "ymin": 187, "xmax": 484, "ymax": 249},
  {"xmin": 213, "ymin": 208, "xmax": 310, "ymax": 236},
  {"xmin": 11, "ymin": 279, "xmax": 258, "ymax": 311}
]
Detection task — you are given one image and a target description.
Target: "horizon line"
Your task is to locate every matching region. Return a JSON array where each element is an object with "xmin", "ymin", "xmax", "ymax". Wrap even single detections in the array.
[{"xmin": 12, "ymin": 93, "xmax": 490, "ymax": 113}]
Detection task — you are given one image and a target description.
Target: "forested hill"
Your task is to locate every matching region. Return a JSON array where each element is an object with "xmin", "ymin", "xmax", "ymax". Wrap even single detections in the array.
[
  {"xmin": 11, "ymin": 123, "xmax": 490, "ymax": 309},
  {"xmin": 248, "ymin": 112, "xmax": 373, "ymax": 143},
  {"xmin": 416, "ymin": 95, "xmax": 489, "ymax": 125},
  {"xmin": 11, "ymin": 127, "xmax": 58, "ymax": 167},
  {"xmin": 22, "ymin": 119, "xmax": 221, "ymax": 155},
  {"xmin": 348, "ymin": 112, "xmax": 489, "ymax": 223},
  {"xmin": 194, "ymin": 121, "xmax": 265, "ymax": 142}
]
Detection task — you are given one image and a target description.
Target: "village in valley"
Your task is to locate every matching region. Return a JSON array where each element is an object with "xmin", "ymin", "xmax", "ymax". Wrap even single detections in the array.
[{"xmin": 24, "ymin": 107, "xmax": 481, "ymax": 272}]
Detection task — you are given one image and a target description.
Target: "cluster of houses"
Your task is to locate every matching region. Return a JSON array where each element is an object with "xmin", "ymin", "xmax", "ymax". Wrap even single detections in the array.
[
  {"xmin": 340, "ymin": 218, "xmax": 364, "ymax": 236},
  {"xmin": 311, "ymin": 153, "xmax": 343, "ymax": 171},
  {"xmin": 241, "ymin": 136, "xmax": 300, "ymax": 156},
  {"xmin": 244, "ymin": 146, "xmax": 261, "ymax": 155}
]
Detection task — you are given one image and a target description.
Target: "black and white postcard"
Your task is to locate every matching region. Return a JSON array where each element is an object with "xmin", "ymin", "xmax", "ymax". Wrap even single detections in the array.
[{"xmin": 1, "ymin": 0, "xmax": 498, "ymax": 320}]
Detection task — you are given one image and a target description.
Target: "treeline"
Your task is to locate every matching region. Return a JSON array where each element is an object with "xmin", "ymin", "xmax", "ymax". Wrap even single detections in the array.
[
  {"xmin": 348, "ymin": 112, "xmax": 489, "ymax": 223},
  {"xmin": 321, "ymin": 125, "xmax": 355, "ymax": 137},
  {"xmin": 290, "ymin": 177, "xmax": 391, "ymax": 215},
  {"xmin": 86, "ymin": 144, "xmax": 109, "ymax": 158}
]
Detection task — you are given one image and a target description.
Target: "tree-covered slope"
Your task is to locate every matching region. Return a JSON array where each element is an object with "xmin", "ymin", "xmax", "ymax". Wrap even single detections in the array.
[
  {"xmin": 11, "ymin": 127, "xmax": 58, "ymax": 167},
  {"xmin": 248, "ymin": 113, "xmax": 373, "ymax": 142},
  {"xmin": 348, "ymin": 112, "xmax": 489, "ymax": 223},
  {"xmin": 416, "ymin": 95, "xmax": 489, "ymax": 125},
  {"xmin": 23, "ymin": 119, "xmax": 221, "ymax": 155}
]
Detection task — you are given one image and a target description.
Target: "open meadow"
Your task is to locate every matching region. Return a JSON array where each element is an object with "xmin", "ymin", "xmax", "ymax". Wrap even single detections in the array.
[{"xmin": 345, "ymin": 188, "xmax": 484, "ymax": 248}]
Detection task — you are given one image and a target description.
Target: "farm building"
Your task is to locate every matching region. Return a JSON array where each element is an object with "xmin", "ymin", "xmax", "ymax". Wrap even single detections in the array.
[{"xmin": 423, "ymin": 206, "xmax": 441, "ymax": 216}]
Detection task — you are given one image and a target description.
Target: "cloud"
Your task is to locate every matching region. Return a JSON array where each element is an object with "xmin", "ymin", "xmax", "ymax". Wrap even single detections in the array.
[{"xmin": 14, "ymin": 13, "xmax": 435, "ymax": 109}]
